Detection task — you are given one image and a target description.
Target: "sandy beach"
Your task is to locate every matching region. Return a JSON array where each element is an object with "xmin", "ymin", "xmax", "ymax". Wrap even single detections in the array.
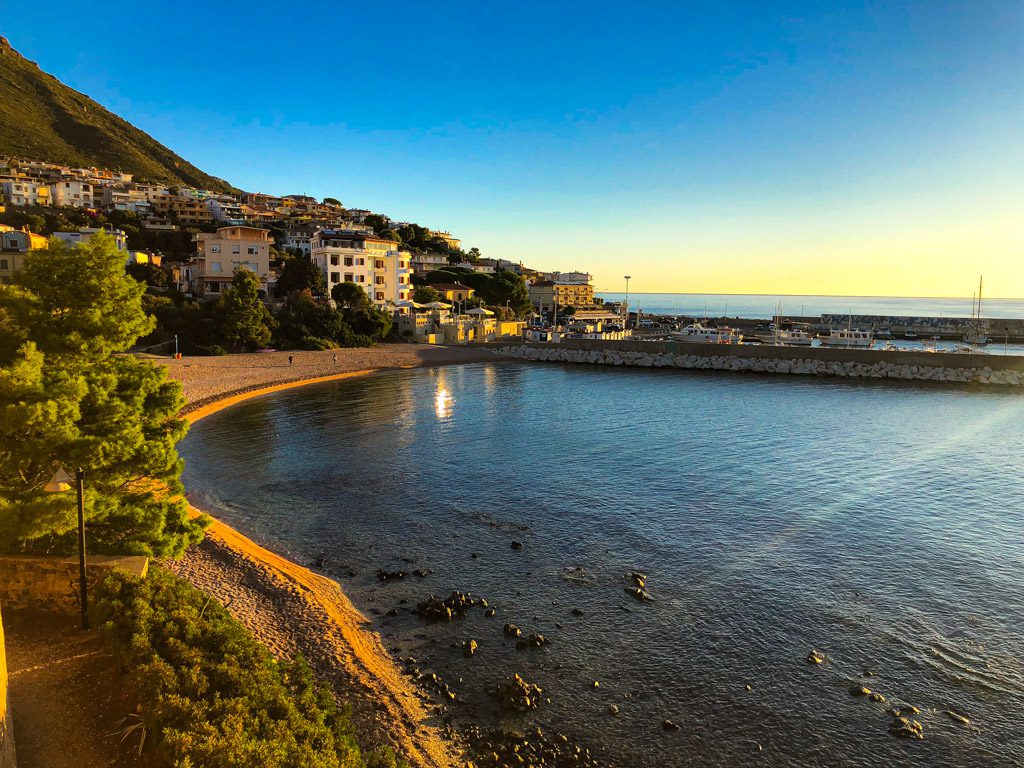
[{"xmin": 161, "ymin": 344, "xmax": 502, "ymax": 768}]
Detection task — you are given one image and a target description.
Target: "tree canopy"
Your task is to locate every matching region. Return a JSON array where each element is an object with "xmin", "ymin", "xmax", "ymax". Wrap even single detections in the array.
[
  {"xmin": 274, "ymin": 254, "xmax": 326, "ymax": 298},
  {"xmin": 0, "ymin": 232, "xmax": 207, "ymax": 556},
  {"xmin": 220, "ymin": 269, "xmax": 274, "ymax": 352}
]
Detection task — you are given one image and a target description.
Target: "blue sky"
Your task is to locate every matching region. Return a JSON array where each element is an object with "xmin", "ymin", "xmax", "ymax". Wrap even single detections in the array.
[{"xmin": 3, "ymin": 1, "xmax": 1022, "ymax": 295}]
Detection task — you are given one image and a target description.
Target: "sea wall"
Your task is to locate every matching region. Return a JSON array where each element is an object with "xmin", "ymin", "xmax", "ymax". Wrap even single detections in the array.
[
  {"xmin": 0, "ymin": 555, "xmax": 149, "ymax": 614},
  {"xmin": 0, "ymin": 606, "xmax": 14, "ymax": 768},
  {"xmin": 492, "ymin": 340, "xmax": 1024, "ymax": 386}
]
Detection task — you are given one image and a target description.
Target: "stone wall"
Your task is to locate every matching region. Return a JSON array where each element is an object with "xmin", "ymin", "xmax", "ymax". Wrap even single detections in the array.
[
  {"xmin": 0, "ymin": 555, "xmax": 149, "ymax": 614},
  {"xmin": 0, "ymin": 605, "xmax": 15, "ymax": 768},
  {"xmin": 493, "ymin": 341, "xmax": 1024, "ymax": 386}
]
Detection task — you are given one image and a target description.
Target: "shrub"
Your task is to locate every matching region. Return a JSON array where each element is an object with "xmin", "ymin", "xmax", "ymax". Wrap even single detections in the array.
[{"xmin": 94, "ymin": 567, "xmax": 402, "ymax": 768}]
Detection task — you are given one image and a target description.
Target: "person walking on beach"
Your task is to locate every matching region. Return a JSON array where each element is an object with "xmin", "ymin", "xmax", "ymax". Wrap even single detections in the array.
[
  {"xmin": 288, "ymin": 355, "xmax": 294, "ymax": 366},
  {"xmin": 333, "ymin": 353, "xmax": 337, "ymax": 364}
]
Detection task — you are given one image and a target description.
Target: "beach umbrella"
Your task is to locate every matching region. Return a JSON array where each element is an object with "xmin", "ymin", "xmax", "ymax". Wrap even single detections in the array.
[
  {"xmin": 425, "ymin": 301, "xmax": 451, "ymax": 309},
  {"xmin": 466, "ymin": 307, "xmax": 494, "ymax": 316}
]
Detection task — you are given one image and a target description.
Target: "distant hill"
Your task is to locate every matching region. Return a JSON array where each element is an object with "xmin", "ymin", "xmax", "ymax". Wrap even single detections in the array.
[{"xmin": 0, "ymin": 37, "xmax": 237, "ymax": 193}]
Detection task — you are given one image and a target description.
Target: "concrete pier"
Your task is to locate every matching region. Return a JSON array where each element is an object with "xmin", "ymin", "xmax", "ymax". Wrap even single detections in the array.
[{"xmin": 492, "ymin": 339, "xmax": 1024, "ymax": 387}]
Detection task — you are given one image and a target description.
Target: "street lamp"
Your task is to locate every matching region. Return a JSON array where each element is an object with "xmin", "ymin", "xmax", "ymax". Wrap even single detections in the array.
[{"xmin": 45, "ymin": 466, "xmax": 89, "ymax": 630}]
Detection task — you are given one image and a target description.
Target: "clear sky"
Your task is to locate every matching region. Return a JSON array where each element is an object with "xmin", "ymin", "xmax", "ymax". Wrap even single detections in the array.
[{"xmin": 3, "ymin": 1, "xmax": 1022, "ymax": 297}]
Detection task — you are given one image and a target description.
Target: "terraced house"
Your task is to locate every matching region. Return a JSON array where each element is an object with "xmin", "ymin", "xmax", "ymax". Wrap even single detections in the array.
[{"xmin": 310, "ymin": 229, "xmax": 413, "ymax": 308}]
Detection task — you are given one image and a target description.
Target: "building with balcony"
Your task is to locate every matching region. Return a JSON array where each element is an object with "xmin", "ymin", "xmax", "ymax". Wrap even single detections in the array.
[
  {"xmin": 189, "ymin": 226, "xmax": 274, "ymax": 297},
  {"xmin": 208, "ymin": 197, "xmax": 246, "ymax": 225},
  {"xmin": 310, "ymin": 229, "xmax": 412, "ymax": 307},
  {"xmin": 1, "ymin": 178, "xmax": 50, "ymax": 206},
  {"xmin": 50, "ymin": 180, "xmax": 95, "ymax": 208},
  {"xmin": 528, "ymin": 280, "xmax": 595, "ymax": 312},
  {"xmin": 52, "ymin": 227, "xmax": 128, "ymax": 253}
]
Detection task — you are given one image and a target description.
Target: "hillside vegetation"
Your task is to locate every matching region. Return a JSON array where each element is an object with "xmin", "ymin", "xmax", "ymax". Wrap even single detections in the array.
[{"xmin": 0, "ymin": 37, "xmax": 235, "ymax": 193}]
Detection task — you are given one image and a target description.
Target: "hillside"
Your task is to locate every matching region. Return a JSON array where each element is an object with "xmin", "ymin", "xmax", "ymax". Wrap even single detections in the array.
[{"xmin": 0, "ymin": 37, "xmax": 236, "ymax": 193}]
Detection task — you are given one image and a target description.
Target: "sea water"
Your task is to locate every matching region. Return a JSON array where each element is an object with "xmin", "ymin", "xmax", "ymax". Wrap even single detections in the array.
[{"xmin": 181, "ymin": 363, "xmax": 1024, "ymax": 767}]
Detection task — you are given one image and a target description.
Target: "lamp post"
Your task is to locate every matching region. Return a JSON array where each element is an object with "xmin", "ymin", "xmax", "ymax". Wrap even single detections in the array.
[{"xmin": 45, "ymin": 466, "xmax": 89, "ymax": 630}]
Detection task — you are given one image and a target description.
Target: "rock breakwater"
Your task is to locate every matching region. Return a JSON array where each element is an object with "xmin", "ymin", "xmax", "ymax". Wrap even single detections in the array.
[{"xmin": 495, "ymin": 343, "xmax": 1024, "ymax": 386}]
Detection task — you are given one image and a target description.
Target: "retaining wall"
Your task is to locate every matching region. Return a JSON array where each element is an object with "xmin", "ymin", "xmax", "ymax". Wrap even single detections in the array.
[
  {"xmin": 491, "ymin": 340, "xmax": 1024, "ymax": 386},
  {"xmin": 0, "ymin": 555, "xmax": 149, "ymax": 614}
]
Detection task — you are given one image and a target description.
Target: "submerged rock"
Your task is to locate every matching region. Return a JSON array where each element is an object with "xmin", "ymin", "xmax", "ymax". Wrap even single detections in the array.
[
  {"xmin": 807, "ymin": 649, "xmax": 827, "ymax": 665},
  {"xmin": 850, "ymin": 686, "xmax": 872, "ymax": 697},
  {"xmin": 945, "ymin": 710, "xmax": 971, "ymax": 726},
  {"xmin": 624, "ymin": 586, "xmax": 654, "ymax": 602},
  {"xmin": 511, "ymin": 541, "xmax": 524, "ymax": 550},
  {"xmin": 662, "ymin": 719, "xmax": 681, "ymax": 731},
  {"xmin": 463, "ymin": 639, "xmax": 478, "ymax": 657},
  {"xmin": 503, "ymin": 623, "xmax": 522, "ymax": 638}
]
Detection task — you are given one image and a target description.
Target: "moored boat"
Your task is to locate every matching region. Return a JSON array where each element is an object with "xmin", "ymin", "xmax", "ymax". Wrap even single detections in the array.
[
  {"xmin": 669, "ymin": 323, "xmax": 740, "ymax": 344},
  {"xmin": 819, "ymin": 328, "xmax": 874, "ymax": 348}
]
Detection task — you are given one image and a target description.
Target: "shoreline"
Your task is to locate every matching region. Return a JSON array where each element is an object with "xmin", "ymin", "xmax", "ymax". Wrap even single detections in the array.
[{"xmin": 162, "ymin": 345, "xmax": 502, "ymax": 768}]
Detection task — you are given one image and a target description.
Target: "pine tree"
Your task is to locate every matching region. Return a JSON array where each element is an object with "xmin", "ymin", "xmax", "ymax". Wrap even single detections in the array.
[
  {"xmin": 0, "ymin": 232, "xmax": 207, "ymax": 556},
  {"xmin": 220, "ymin": 269, "xmax": 274, "ymax": 352}
]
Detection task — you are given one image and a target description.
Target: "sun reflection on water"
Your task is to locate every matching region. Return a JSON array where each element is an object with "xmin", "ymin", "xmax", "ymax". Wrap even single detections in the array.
[{"xmin": 435, "ymin": 385, "xmax": 454, "ymax": 419}]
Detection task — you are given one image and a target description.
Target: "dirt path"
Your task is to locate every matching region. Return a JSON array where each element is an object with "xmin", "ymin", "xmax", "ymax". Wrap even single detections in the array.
[{"xmin": 5, "ymin": 610, "xmax": 144, "ymax": 768}]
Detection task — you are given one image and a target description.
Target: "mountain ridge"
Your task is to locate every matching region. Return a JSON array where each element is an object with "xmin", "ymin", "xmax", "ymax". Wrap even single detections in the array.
[{"xmin": 0, "ymin": 37, "xmax": 237, "ymax": 193}]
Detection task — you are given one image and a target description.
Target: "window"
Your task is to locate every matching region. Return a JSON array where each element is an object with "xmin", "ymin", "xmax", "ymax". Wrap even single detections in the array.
[
  {"xmin": 247, "ymin": 246, "xmax": 258, "ymax": 255},
  {"xmin": 209, "ymin": 282, "xmax": 220, "ymax": 293},
  {"xmin": 344, "ymin": 273, "xmax": 354, "ymax": 282},
  {"xmin": 344, "ymin": 256, "xmax": 353, "ymax": 267},
  {"xmin": 211, "ymin": 244, "xmax": 221, "ymax": 253},
  {"xmin": 375, "ymin": 276, "xmax": 385, "ymax": 285},
  {"xmin": 0, "ymin": 259, "xmax": 7, "ymax": 269},
  {"xmin": 356, "ymin": 258, "xmax": 365, "ymax": 266},
  {"xmin": 375, "ymin": 292, "xmax": 384, "ymax": 301},
  {"xmin": 330, "ymin": 255, "xmax": 339, "ymax": 266},
  {"xmin": 330, "ymin": 272, "xmax": 340, "ymax": 283},
  {"xmin": 232, "ymin": 245, "xmax": 240, "ymax": 254},
  {"xmin": 375, "ymin": 259, "xmax": 384, "ymax": 269},
  {"xmin": 210, "ymin": 263, "xmax": 223, "ymax": 272}
]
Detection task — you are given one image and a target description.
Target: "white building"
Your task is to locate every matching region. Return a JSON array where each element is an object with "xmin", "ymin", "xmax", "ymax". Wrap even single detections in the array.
[
  {"xmin": 52, "ymin": 227, "xmax": 128, "ymax": 253},
  {"xmin": 310, "ymin": 229, "xmax": 413, "ymax": 308},
  {"xmin": 1, "ymin": 178, "xmax": 51, "ymax": 206},
  {"xmin": 207, "ymin": 197, "xmax": 246, "ymax": 225},
  {"xmin": 49, "ymin": 179, "xmax": 96, "ymax": 208}
]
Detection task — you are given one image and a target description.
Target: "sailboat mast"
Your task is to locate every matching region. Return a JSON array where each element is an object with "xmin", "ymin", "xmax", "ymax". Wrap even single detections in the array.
[{"xmin": 978, "ymin": 276, "xmax": 983, "ymax": 320}]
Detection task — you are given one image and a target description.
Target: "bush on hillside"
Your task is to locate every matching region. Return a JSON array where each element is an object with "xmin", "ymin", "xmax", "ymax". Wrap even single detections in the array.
[{"xmin": 94, "ymin": 567, "xmax": 403, "ymax": 768}]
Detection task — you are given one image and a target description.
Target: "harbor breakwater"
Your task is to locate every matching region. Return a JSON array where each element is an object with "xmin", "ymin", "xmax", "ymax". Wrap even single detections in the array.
[{"xmin": 492, "ymin": 340, "xmax": 1024, "ymax": 386}]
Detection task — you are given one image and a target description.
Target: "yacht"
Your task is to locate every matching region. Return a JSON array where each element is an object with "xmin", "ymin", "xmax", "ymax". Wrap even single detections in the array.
[
  {"xmin": 775, "ymin": 326, "xmax": 815, "ymax": 346},
  {"xmin": 669, "ymin": 323, "xmax": 740, "ymax": 344},
  {"xmin": 819, "ymin": 328, "xmax": 874, "ymax": 348}
]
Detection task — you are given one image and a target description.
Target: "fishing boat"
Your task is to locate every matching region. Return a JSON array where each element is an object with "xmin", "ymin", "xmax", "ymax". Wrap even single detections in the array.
[
  {"xmin": 669, "ymin": 323, "xmax": 740, "ymax": 344},
  {"xmin": 819, "ymin": 328, "xmax": 874, "ymax": 348}
]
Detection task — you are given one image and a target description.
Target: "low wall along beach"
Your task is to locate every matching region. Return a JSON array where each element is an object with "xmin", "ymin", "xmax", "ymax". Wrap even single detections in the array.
[{"xmin": 493, "ymin": 340, "xmax": 1024, "ymax": 386}]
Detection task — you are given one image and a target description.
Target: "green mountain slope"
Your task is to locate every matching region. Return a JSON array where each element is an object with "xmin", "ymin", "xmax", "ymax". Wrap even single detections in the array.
[{"xmin": 0, "ymin": 37, "xmax": 236, "ymax": 193}]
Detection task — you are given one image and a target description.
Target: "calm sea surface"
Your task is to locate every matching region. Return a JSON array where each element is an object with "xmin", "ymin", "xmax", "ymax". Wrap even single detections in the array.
[
  {"xmin": 181, "ymin": 363, "xmax": 1024, "ymax": 767},
  {"xmin": 597, "ymin": 293, "xmax": 1024, "ymax": 320}
]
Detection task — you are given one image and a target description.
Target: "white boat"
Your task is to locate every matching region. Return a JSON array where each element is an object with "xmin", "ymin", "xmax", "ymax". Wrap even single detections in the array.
[
  {"xmin": 776, "ymin": 327, "xmax": 815, "ymax": 346},
  {"xmin": 669, "ymin": 323, "xmax": 740, "ymax": 344},
  {"xmin": 819, "ymin": 328, "xmax": 874, "ymax": 348}
]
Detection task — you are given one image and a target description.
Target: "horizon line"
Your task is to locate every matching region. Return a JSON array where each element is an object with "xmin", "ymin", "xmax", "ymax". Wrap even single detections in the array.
[{"xmin": 592, "ymin": 291, "xmax": 1024, "ymax": 301}]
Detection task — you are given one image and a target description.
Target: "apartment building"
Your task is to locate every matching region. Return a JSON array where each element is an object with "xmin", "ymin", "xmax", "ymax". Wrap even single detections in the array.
[
  {"xmin": 310, "ymin": 229, "xmax": 412, "ymax": 307},
  {"xmin": 53, "ymin": 227, "xmax": 129, "ymax": 253},
  {"xmin": 50, "ymin": 179, "xmax": 95, "ymax": 208},
  {"xmin": 1, "ymin": 178, "xmax": 50, "ymax": 206},
  {"xmin": 208, "ymin": 197, "xmax": 246, "ymax": 225},
  {"xmin": 189, "ymin": 226, "xmax": 273, "ymax": 297},
  {"xmin": 528, "ymin": 280, "xmax": 595, "ymax": 311},
  {"xmin": 147, "ymin": 192, "xmax": 214, "ymax": 226}
]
